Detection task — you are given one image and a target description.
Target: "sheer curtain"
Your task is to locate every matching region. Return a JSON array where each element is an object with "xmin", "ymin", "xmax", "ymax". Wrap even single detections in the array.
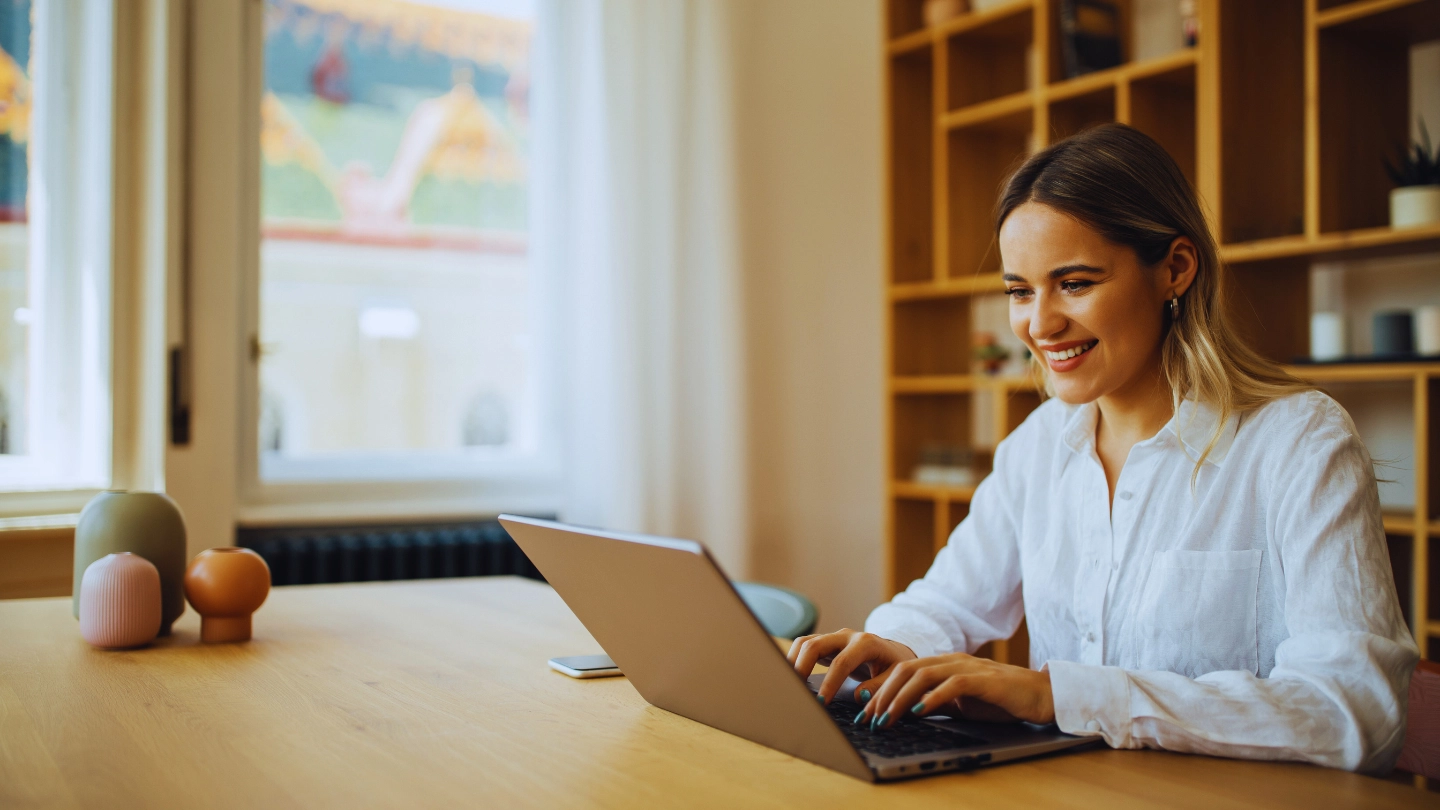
[{"xmin": 531, "ymin": 0, "xmax": 749, "ymax": 575}]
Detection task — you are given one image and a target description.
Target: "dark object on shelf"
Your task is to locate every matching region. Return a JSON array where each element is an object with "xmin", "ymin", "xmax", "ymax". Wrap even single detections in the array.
[
  {"xmin": 237, "ymin": 518, "xmax": 549, "ymax": 586},
  {"xmin": 1373, "ymin": 311, "xmax": 1416, "ymax": 357},
  {"xmin": 1059, "ymin": 0, "xmax": 1122, "ymax": 79},
  {"xmin": 1291, "ymin": 352, "xmax": 1440, "ymax": 366},
  {"xmin": 1385, "ymin": 119, "xmax": 1440, "ymax": 188}
]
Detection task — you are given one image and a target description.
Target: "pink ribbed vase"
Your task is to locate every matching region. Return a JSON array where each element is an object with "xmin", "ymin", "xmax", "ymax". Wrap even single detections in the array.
[{"xmin": 79, "ymin": 552, "xmax": 163, "ymax": 649}]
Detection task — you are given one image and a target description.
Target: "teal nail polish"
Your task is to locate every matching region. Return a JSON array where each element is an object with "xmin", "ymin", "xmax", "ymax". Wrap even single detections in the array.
[
  {"xmin": 852, "ymin": 710, "xmax": 866, "ymax": 725},
  {"xmin": 911, "ymin": 702, "xmax": 926, "ymax": 715},
  {"xmin": 859, "ymin": 689, "xmax": 871, "ymax": 704},
  {"xmin": 875, "ymin": 711, "xmax": 890, "ymax": 730},
  {"xmin": 816, "ymin": 694, "xmax": 826, "ymax": 706}
]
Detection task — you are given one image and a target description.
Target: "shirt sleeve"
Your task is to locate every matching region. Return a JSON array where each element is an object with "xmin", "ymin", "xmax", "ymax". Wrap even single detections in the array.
[
  {"xmin": 1047, "ymin": 398, "xmax": 1419, "ymax": 774},
  {"xmin": 864, "ymin": 426, "xmax": 1027, "ymax": 660}
]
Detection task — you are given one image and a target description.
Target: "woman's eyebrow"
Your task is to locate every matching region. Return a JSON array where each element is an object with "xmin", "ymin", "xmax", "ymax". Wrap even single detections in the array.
[
  {"xmin": 1046, "ymin": 264, "xmax": 1105, "ymax": 279},
  {"xmin": 1001, "ymin": 264, "xmax": 1105, "ymax": 283}
]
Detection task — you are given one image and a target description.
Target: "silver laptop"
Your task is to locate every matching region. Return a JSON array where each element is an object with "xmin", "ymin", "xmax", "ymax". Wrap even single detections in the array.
[{"xmin": 500, "ymin": 515, "xmax": 1093, "ymax": 782}]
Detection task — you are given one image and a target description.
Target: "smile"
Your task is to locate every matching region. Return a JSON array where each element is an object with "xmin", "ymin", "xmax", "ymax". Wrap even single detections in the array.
[{"xmin": 1043, "ymin": 341, "xmax": 1097, "ymax": 362}]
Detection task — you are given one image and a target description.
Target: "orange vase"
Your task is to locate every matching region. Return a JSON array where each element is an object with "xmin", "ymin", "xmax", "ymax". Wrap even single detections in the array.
[{"xmin": 184, "ymin": 547, "xmax": 271, "ymax": 643}]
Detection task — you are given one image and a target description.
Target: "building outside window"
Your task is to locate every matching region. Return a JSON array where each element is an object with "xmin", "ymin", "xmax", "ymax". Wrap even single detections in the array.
[
  {"xmin": 0, "ymin": 0, "xmax": 114, "ymax": 494},
  {"xmin": 257, "ymin": 0, "xmax": 542, "ymax": 485}
]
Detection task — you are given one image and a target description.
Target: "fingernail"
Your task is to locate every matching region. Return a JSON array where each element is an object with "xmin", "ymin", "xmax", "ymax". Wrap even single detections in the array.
[
  {"xmin": 852, "ymin": 710, "xmax": 866, "ymax": 725},
  {"xmin": 911, "ymin": 702, "xmax": 926, "ymax": 715},
  {"xmin": 816, "ymin": 694, "xmax": 826, "ymax": 706},
  {"xmin": 875, "ymin": 711, "xmax": 890, "ymax": 730},
  {"xmin": 859, "ymin": 689, "xmax": 871, "ymax": 704}
]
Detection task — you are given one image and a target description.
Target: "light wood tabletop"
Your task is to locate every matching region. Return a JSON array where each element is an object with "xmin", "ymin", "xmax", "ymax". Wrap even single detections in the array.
[{"xmin": 0, "ymin": 577, "xmax": 1431, "ymax": 809}]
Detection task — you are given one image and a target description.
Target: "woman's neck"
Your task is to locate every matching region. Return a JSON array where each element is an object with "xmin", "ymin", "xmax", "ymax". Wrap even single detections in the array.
[{"xmin": 1095, "ymin": 352, "xmax": 1174, "ymax": 451}]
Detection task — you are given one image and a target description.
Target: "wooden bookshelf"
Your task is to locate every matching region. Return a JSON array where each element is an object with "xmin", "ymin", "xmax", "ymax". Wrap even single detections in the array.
[{"xmin": 884, "ymin": 0, "xmax": 1440, "ymax": 664}]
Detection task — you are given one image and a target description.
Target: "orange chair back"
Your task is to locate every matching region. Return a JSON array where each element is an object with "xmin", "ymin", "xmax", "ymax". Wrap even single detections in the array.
[{"xmin": 1397, "ymin": 659, "xmax": 1440, "ymax": 779}]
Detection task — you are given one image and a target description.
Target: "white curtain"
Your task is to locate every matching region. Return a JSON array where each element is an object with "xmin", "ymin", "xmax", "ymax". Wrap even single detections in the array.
[{"xmin": 531, "ymin": 0, "xmax": 749, "ymax": 576}]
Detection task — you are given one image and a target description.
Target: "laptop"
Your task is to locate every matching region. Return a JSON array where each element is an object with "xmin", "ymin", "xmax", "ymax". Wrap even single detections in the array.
[{"xmin": 499, "ymin": 515, "xmax": 1094, "ymax": 782}]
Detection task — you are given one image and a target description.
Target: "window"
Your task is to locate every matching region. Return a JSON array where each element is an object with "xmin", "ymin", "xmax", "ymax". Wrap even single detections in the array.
[
  {"xmin": 255, "ymin": 0, "xmax": 549, "ymax": 487},
  {"xmin": 0, "ymin": 0, "xmax": 114, "ymax": 492}
]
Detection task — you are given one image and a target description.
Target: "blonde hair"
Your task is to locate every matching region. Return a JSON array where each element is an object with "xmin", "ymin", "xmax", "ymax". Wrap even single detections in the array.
[{"xmin": 995, "ymin": 124, "xmax": 1310, "ymax": 471}]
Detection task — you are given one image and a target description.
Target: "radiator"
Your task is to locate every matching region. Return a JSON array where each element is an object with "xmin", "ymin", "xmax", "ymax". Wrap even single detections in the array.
[{"xmin": 236, "ymin": 519, "xmax": 546, "ymax": 587}]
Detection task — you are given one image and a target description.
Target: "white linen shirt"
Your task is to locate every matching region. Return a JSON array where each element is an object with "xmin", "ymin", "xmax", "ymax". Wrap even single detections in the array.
[{"xmin": 866, "ymin": 391, "xmax": 1419, "ymax": 773}]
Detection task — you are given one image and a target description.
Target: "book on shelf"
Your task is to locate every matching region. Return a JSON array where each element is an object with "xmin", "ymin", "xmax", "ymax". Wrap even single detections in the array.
[{"xmin": 1059, "ymin": 0, "xmax": 1123, "ymax": 79}]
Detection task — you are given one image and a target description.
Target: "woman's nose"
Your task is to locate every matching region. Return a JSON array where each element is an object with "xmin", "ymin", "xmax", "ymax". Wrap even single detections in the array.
[{"xmin": 1029, "ymin": 293, "xmax": 1066, "ymax": 342}]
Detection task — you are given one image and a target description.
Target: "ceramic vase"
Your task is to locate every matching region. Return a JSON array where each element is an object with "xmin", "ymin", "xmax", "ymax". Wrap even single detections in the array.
[
  {"xmin": 79, "ymin": 553, "xmax": 162, "ymax": 649},
  {"xmin": 73, "ymin": 491, "xmax": 188, "ymax": 635},
  {"xmin": 1391, "ymin": 186, "xmax": 1440, "ymax": 229},
  {"xmin": 184, "ymin": 547, "xmax": 271, "ymax": 643}
]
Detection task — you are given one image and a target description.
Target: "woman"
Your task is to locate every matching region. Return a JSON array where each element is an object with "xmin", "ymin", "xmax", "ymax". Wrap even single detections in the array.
[{"xmin": 790, "ymin": 124, "xmax": 1418, "ymax": 773}]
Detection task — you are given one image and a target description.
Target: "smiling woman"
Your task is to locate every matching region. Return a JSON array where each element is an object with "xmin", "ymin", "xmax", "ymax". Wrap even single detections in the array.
[{"xmin": 792, "ymin": 124, "xmax": 1421, "ymax": 774}]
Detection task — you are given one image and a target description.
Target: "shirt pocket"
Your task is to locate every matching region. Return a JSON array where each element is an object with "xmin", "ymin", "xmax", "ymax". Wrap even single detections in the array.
[{"xmin": 1133, "ymin": 549, "xmax": 1262, "ymax": 678}]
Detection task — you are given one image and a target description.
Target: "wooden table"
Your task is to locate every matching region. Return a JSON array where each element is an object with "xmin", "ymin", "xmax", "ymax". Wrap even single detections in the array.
[{"xmin": 0, "ymin": 578, "xmax": 1432, "ymax": 809}]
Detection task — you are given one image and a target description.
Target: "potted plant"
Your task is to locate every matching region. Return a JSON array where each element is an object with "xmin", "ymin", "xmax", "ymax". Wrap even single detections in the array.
[{"xmin": 1386, "ymin": 120, "xmax": 1440, "ymax": 230}]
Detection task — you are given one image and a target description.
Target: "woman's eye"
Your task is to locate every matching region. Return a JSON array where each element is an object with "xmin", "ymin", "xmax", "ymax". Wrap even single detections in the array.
[
  {"xmin": 1004, "ymin": 287, "xmax": 1031, "ymax": 299},
  {"xmin": 1059, "ymin": 280, "xmax": 1092, "ymax": 293}
]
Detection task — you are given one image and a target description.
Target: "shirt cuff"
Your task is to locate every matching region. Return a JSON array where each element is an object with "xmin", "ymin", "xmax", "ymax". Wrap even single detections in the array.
[{"xmin": 1046, "ymin": 660, "xmax": 1132, "ymax": 747}]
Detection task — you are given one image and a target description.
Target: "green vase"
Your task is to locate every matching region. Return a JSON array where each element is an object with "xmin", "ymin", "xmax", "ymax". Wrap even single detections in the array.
[{"xmin": 73, "ymin": 491, "xmax": 188, "ymax": 634}]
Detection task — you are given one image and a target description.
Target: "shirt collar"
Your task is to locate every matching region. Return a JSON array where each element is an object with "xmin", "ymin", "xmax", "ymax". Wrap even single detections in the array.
[
  {"xmin": 1166, "ymin": 398, "xmax": 1239, "ymax": 468},
  {"xmin": 1058, "ymin": 398, "xmax": 1239, "ymax": 468}
]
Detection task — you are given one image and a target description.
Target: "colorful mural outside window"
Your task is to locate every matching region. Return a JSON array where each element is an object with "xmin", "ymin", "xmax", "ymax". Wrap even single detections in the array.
[
  {"xmin": 259, "ymin": 0, "xmax": 538, "ymax": 467},
  {"xmin": 0, "ymin": 0, "xmax": 28, "ymax": 457},
  {"xmin": 262, "ymin": 0, "xmax": 530, "ymax": 252}
]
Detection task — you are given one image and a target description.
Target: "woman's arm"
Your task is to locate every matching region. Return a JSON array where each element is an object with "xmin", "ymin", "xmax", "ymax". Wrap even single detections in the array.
[
  {"xmin": 865, "ymin": 431, "xmax": 1027, "ymax": 661},
  {"xmin": 792, "ymin": 423, "xmax": 1032, "ymax": 706},
  {"xmin": 1046, "ymin": 405, "xmax": 1417, "ymax": 773}
]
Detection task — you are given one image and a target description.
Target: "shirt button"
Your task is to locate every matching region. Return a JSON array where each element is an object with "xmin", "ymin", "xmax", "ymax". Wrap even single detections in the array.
[
  {"xmin": 1085, "ymin": 720, "xmax": 1100, "ymax": 732},
  {"xmin": 1085, "ymin": 632, "xmax": 1096, "ymax": 643},
  {"xmin": 1119, "ymin": 491, "xmax": 1133, "ymax": 500}
]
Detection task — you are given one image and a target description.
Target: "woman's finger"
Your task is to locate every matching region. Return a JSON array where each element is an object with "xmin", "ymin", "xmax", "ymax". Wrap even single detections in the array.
[
  {"xmin": 791, "ymin": 632, "xmax": 850, "ymax": 679},
  {"xmin": 913, "ymin": 674, "xmax": 978, "ymax": 718},
  {"xmin": 861, "ymin": 658, "xmax": 925, "ymax": 727},
  {"xmin": 870, "ymin": 663, "xmax": 954, "ymax": 729},
  {"xmin": 785, "ymin": 635, "xmax": 816, "ymax": 665},
  {"xmin": 815, "ymin": 635, "xmax": 884, "ymax": 706}
]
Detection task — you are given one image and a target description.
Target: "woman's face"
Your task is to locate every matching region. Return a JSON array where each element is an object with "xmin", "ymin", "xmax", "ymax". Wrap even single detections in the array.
[{"xmin": 998, "ymin": 201, "xmax": 1191, "ymax": 405}]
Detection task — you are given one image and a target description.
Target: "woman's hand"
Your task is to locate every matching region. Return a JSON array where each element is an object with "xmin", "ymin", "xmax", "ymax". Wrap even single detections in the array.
[
  {"xmin": 787, "ymin": 628, "xmax": 917, "ymax": 708},
  {"xmin": 860, "ymin": 652, "xmax": 1055, "ymax": 729}
]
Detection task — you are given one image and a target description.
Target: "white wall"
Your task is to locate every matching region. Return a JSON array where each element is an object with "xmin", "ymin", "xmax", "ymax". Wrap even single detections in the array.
[{"xmin": 731, "ymin": 0, "xmax": 886, "ymax": 630}]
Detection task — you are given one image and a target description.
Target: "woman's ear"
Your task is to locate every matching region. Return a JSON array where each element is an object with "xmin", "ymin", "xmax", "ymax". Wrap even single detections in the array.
[{"xmin": 1163, "ymin": 236, "xmax": 1199, "ymax": 299}]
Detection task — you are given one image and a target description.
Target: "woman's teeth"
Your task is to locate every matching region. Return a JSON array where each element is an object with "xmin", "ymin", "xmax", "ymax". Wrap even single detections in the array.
[{"xmin": 1045, "ymin": 341, "xmax": 1097, "ymax": 362}]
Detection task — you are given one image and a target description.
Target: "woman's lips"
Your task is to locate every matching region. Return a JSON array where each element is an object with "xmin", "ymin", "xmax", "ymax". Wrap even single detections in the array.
[{"xmin": 1041, "ymin": 340, "xmax": 1097, "ymax": 373}]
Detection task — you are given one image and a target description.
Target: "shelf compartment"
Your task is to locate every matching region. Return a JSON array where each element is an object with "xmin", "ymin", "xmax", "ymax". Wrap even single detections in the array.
[
  {"xmin": 1315, "ymin": 0, "xmax": 1439, "ymax": 234},
  {"xmin": 888, "ymin": 46, "xmax": 936, "ymax": 285},
  {"xmin": 891, "ymin": 480, "xmax": 978, "ymax": 502},
  {"xmin": 888, "ymin": 27, "xmax": 932, "ymax": 55},
  {"xmin": 893, "ymin": 298, "xmax": 972, "ymax": 376},
  {"xmin": 1315, "ymin": 0, "xmax": 1440, "ymax": 39},
  {"xmin": 1129, "ymin": 62, "xmax": 1197, "ymax": 186},
  {"xmin": 944, "ymin": 2, "xmax": 1034, "ymax": 110},
  {"xmin": 891, "ymin": 498, "xmax": 940, "ymax": 595},
  {"xmin": 946, "ymin": 110, "xmax": 1034, "ymax": 280},
  {"xmin": 1224, "ymin": 256, "xmax": 1311, "ymax": 365},
  {"xmin": 1284, "ymin": 362, "xmax": 1436, "ymax": 383},
  {"xmin": 940, "ymin": 91, "xmax": 1033, "ymax": 132},
  {"xmin": 891, "ymin": 273, "xmax": 1007, "ymax": 301},
  {"xmin": 892, "ymin": 393, "xmax": 975, "ymax": 486},
  {"xmin": 886, "ymin": 0, "xmax": 928, "ymax": 40},
  {"xmin": 1217, "ymin": 0, "xmax": 1304, "ymax": 244},
  {"xmin": 1221, "ymin": 222, "xmax": 1440, "ymax": 264},
  {"xmin": 890, "ymin": 373, "xmax": 1039, "ymax": 394},
  {"xmin": 1048, "ymin": 85, "xmax": 1115, "ymax": 143}
]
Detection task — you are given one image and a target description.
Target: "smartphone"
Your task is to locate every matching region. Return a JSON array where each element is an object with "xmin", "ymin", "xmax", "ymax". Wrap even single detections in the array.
[{"xmin": 548, "ymin": 654, "xmax": 622, "ymax": 679}]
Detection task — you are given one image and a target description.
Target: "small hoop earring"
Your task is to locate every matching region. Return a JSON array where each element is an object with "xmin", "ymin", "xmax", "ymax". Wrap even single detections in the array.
[{"xmin": 1168, "ymin": 296, "xmax": 1181, "ymax": 320}]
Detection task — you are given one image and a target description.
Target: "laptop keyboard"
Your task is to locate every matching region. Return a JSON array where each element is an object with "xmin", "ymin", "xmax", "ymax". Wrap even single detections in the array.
[{"xmin": 821, "ymin": 700, "xmax": 987, "ymax": 759}]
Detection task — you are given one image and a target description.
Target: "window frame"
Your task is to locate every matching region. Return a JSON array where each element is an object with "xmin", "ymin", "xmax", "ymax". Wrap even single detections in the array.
[{"xmin": 230, "ymin": 0, "xmax": 561, "ymax": 525}]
